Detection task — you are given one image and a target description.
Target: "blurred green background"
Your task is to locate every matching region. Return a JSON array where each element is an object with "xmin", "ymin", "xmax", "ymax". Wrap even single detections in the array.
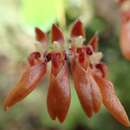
[{"xmin": 0, "ymin": 0, "xmax": 130, "ymax": 130}]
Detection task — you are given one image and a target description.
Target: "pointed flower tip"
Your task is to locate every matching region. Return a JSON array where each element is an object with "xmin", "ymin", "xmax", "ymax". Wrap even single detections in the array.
[
  {"xmin": 128, "ymin": 122, "xmax": 130, "ymax": 127},
  {"xmin": 93, "ymin": 33, "xmax": 99, "ymax": 41},
  {"xmin": 35, "ymin": 27, "xmax": 48, "ymax": 42},
  {"xmin": 58, "ymin": 117, "xmax": 65, "ymax": 123},
  {"xmin": 51, "ymin": 24, "xmax": 64, "ymax": 43},
  {"xmin": 3, "ymin": 103, "xmax": 10, "ymax": 112},
  {"xmin": 121, "ymin": 118, "xmax": 130, "ymax": 127},
  {"xmin": 123, "ymin": 116, "xmax": 130, "ymax": 127},
  {"xmin": 88, "ymin": 33, "xmax": 99, "ymax": 51},
  {"xmin": 126, "ymin": 121, "xmax": 130, "ymax": 127},
  {"xmin": 71, "ymin": 19, "xmax": 85, "ymax": 37},
  {"xmin": 94, "ymin": 33, "xmax": 99, "ymax": 43},
  {"xmin": 3, "ymin": 97, "xmax": 12, "ymax": 112}
]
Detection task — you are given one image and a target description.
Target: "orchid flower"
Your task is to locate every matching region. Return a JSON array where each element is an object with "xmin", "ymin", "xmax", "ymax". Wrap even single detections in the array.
[{"xmin": 4, "ymin": 20, "xmax": 130, "ymax": 127}]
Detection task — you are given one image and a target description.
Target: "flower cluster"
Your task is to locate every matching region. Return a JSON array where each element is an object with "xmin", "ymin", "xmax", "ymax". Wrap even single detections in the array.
[{"xmin": 4, "ymin": 20, "xmax": 130, "ymax": 127}]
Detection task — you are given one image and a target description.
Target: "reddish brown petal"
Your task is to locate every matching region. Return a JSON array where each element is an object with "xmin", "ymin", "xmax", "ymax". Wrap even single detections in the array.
[
  {"xmin": 47, "ymin": 63, "xmax": 70, "ymax": 122},
  {"xmin": 120, "ymin": 10, "xmax": 130, "ymax": 60},
  {"xmin": 4, "ymin": 62, "xmax": 47, "ymax": 111},
  {"xmin": 71, "ymin": 20, "xmax": 85, "ymax": 37},
  {"xmin": 35, "ymin": 27, "xmax": 48, "ymax": 43},
  {"xmin": 94, "ymin": 74, "xmax": 130, "ymax": 127},
  {"xmin": 71, "ymin": 57, "xmax": 102, "ymax": 117},
  {"xmin": 51, "ymin": 24, "xmax": 64, "ymax": 43}
]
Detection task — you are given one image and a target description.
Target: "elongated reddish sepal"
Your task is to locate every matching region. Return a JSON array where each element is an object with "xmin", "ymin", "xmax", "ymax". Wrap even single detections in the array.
[
  {"xmin": 71, "ymin": 53, "xmax": 102, "ymax": 117},
  {"xmin": 94, "ymin": 74, "xmax": 130, "ymax": 127},
  {"xmin": 71, "ymin": 20, "xmax": 85, "ymax": 37},
  {"xmin": 35, "ymin": 27, "xmax": 48, "ymax": 42},
  {"xmin": 120, "ymin": 10, "xmax": 130, "ymax": 60},
  {"xmin": 47, "ymin": 62, "xmax": 70, "ymax": 122},
  {"xmin": 51, "ymin": 24, "xmax": 64, "ymax": 43},
  {"xmin": 4, "ymin": 61, "xmax": 47, "ymax": 111}
]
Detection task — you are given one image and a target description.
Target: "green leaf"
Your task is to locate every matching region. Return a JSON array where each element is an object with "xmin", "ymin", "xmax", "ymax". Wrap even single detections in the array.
[{"xmin": 21, "ymin": 0, "xmax": 65, "ymax": 31}]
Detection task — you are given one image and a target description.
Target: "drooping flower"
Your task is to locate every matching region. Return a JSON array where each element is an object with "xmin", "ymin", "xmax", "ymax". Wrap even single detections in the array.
[
  {"xmin": 70, "ymin": 21, "xmax": 102, "ymax": 117},
  {"xmin": 4, "ymin": 29, "xmax": 48, "ymax": 111},
  {"xmin": 47, "ymin": 25, "xmax": 71, "ymax": 122},
  {"xmin": 4, "ymin": 20, "xmax": 130, "ymax": 127},
  {"xmin": 70, "ymin": 20, "xmax": 130, "ymax": 127}
]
